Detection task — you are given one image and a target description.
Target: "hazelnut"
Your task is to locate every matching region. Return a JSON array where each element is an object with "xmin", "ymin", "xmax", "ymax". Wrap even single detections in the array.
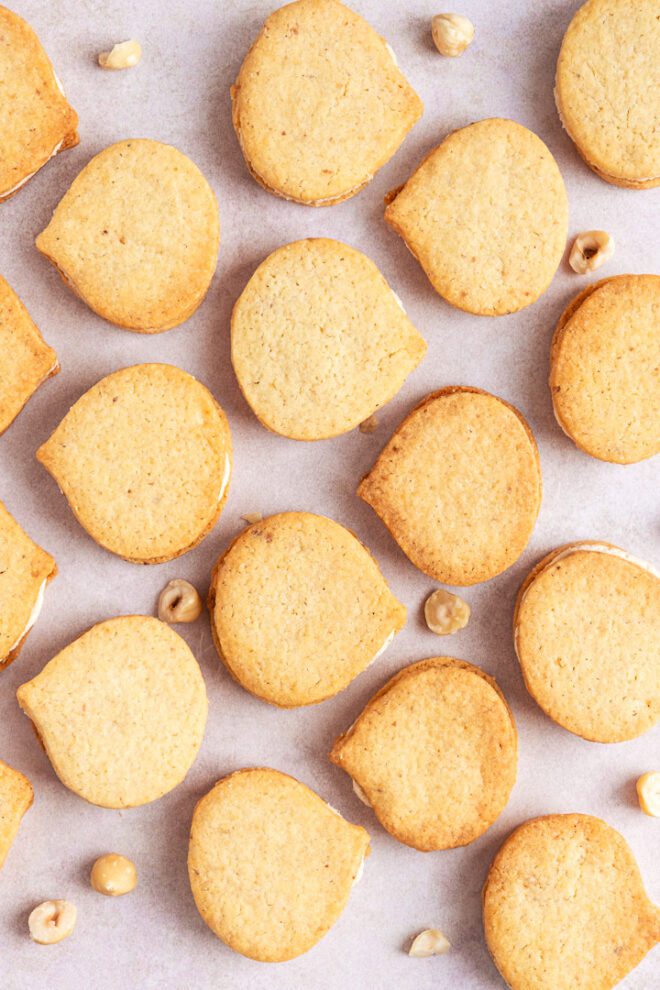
[
  {"xmin": 98, "ymin": 39, "xmax": 142, "ymax": 70},
  {"xmin": 359, "ymin": 414, "xmax": 379, "ymax": 434},
  {"xmin": 28, "ymin": 900, "xmax": 77, "ymax": 944},
  {"xmin": 90, "ymin": 853, "xmax": 138, "ymax": 896},
  {"xmin": 636, "ymin": 772, "xmax": 660, "ymax": 817},
  {"xmin": 568, "ymin": 231, "xmax": 614, "ymax": 274},
  {"xmin": 432, "ymin": 14, "xmax": 474, "ymax": 57},
  {"xmin": 158, "ymin": 579, "xmax": 203, "ymax": 623},
  {"xmin": 409, "ymin": 928, "xmax": 451, "ymax": 957},
  {"xmin": 241, "ymin": 512, "xmax": 263, "ymax": 525},
  {"xmin": 424, "ymin": 588, "xmax": 470, "ymax": 635}
]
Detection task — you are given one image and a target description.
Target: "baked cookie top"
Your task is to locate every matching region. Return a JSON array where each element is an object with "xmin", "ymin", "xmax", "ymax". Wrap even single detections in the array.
[
  {"xmin": 358, "ymin": 387, "xmax": 542, "ymax": 585},
  {"xmin": 484, "ymin": 814, "xmax": 660, "ymax": 990},
  {"xmin": 36, "ymin": 363, "xmax": 232, "ymax": 564},
  {"xmin": 0, "ymin": 500, "xmax": 56, "ymax": 669},
  {"xmin": 0, "ymin": 274, "xmax": 58, "ymax": 436},
  {"xmin": 231, "ymin": 238, "xmax": 426, "ymax": 440},
  {"xmin": 35, "ymin": 139, "xmax": 219, "ymax": 332},
  {"xmin": 209, "ymin": 511, "xmax": 405, "ymax": 706},
  {"xmin": 556, "ymin": 0, "xmax": 660, "ymax": 188},
  {"xmin": 550, "ymin": 274, "xmax": 660, "ymax": 464},
  {"xmin": 330, "ymin": 658, "xmax": 517, "ymax": 850},
  {"xmin": 384, "ymin": 118, "xmax": 568, "ymax": 315},
  {"xmin": 17, "ymin": 615, "xmax": 208, "ymax": 809},
  {"xmin": 188, "ymin": 768, "xmax": 370, "ymax": 961},
  {"xmin": 514, "ymin": 542, "xmax": 660, "ymax": 742},
  {"xmin": 0, "ymin": 5, "xmax": 78, "ymax": 201},
  {"xmin": 231, "ymin": 0, "xmax": 422, "ymax": 205},
  {"xmin": 0, "ymin": 759, "xmax": 33, "ymax": 872}
]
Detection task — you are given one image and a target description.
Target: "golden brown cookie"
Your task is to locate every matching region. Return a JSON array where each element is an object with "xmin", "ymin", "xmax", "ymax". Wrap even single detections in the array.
[
  {"xmin": 0, "ymin": 759, "xmax": 33, "ymax": 871},
  {"xmin": 550, "ymin": 274, "xmax": 660, "ymax": 464},
  {"xmin": 188, "ymin": 767, "xmax": 370, "ymax": 961},
  {"xmin": 358, "ymin": 387, "xmax": 542, "ymax": 585},
  {"xmin": 37, "ymin": 364, "xmax": 232, "ymax": 564},
  {"xmin": 231, "ymin": 0, "xmax": 422, "ymax": 206},
  {"xmin": 330, "ymin": 658, "xmax": 517, "ymax": 850},
  {"xmin": 36, "ymin": 139, "xmax": 219, "ymax": 332},
  {"xmin": 17, "ymin": 615, "xmax": 208, "ymax": 808},
  {"xmin": 514, "ymin": 542, "xmax": 660, "ymax": 743},
  {"xmin": 483, "ymin": 814, "xmax": 660, "ymax": 990},
  {"xmin": 384, "ymin": 119, "xmax": 568, "ymax": 315},
  {"xmin": 208, "ymin": 512, "xmax": 405, "ymax": 706}
]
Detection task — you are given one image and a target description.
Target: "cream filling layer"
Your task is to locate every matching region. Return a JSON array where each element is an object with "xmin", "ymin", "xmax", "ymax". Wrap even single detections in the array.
[
  {"xmin": 218, "ymin": 452, "xmax": 231, "ymax": 502},
  {"xmin": 367, "ymin": 629, "xmax": 394, "ymax": 668},
  {"xmin": 9, "ymin": 580, "xmax": 46, "ymax": 653},
  {"xmin": 352, "ymin": 780, "xmax": 371, "ymax": 807},
  {"xmin": 2, "ymin": 139, "xmax": 64, "ymax": 197}
]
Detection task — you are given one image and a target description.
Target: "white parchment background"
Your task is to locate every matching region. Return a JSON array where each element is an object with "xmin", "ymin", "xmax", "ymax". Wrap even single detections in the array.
[{"xmin": 0, "ymin": 1, "xmax": 658, "ymax": 988}]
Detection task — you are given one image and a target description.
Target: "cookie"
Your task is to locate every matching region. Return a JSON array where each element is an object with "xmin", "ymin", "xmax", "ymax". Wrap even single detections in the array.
[
  {"xmin": 35, "ymin": 139, "xmax": 219, "ymax": 332},
  {"xmin": 483, "ymin": 814, "xmax": 660, "ymax": 990},
  {"xmin": 208, "ymin": 512, "xmax": 405, "ymax": 707},
  {"xmin": 231, "ymin": 0, "xmax": 422, "ymax": 206},
  {"xmin": 0, "ymin": 6, "xmax": 78, "ymax": 202},
  {"xmin": 188, "ymin": 767, "xmax": 369, "ymax": 961},
  {"xmin": 17, "ymin": 615, "xmax": 207, "ymax": 808},
  {"xmin": 0, "ymin": 759, "xmax": 33, "ymax": 871},
  {"xmin": 358, "ymin": 387, "xmax": 542, "ymax": 585},
  {"xmin": 0, "ymin": 500, "xmax": 56, "ymax": 670},
  {"xmin": 231, "ymin": 238, "xmax": 427, "ymax": 440},
  {"xmin": 37, "ymin": 363, "xmax": 232, "ymax": 564},
  {"xmin": 550, "ymin": 275, "xmax": 660, "ymax": 464},
  {"xmin": 384, "ymin": 118, "xmax": 568, "ymax": 315},
  {"xmin": 555, "ymin": 0, "xmax": 660, "ymax": 188},
  {"xmin": 514, "ymin": 542, "xmax": 660, "ymax": 743},
  {"xmin": 0, "ymin": 274, "xmax": 58, "ymax": 435},
  {"xmin": 330, "ymin": 658, "xmax": 517, "ymax": 851}
]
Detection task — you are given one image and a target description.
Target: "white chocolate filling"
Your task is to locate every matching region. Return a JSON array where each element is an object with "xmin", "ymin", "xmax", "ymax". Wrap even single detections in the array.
[
  {"xmin": 2, "ymin": 140, "xmax": 64, "ymax": 197},
  {"xmin": 8, "ymin": 580, "xmax": 46, "ymax": 653},
  {"xmin": 367, "ymin": 629, "xmax": 394, "ymax": 668},
  {"xmin": 391, "ymin": 289, "xmax": 406, "ymax": 313},
  {"xmin": 218, "ymin": 453, "xmax": 231, "ymax": 502},
  {"xmin": 352, "ymin": 780, "xmax": 371, "ymax": 807}
]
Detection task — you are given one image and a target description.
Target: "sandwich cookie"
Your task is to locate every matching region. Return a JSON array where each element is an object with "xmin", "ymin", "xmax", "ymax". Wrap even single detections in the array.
[
  {"xmin": 550, "ymin": 275, "xmax": 660, "ymax": 464},
  {"xmin": 188, "ymin": 767, "xmax": 370, "ymax": 961},
  {"xmin": 17, "ymin": 615, "xmax": 207, "ymax": 808},
  {"xmin": 36, "ymin": 364, "xmax": 232, "ymax": 564},
  {"xmin": 514, "ymin": 542, "xmax": 660, "ymax": 743},
  {"xmin": 358, "ymin": 387, "xmax": 542, "ymax": 585},
  {"xmin": 0, "ymin": 759, "xmax": 33, "ymax": 871},
  {"xmin": 483, "ymin": 814, "xmax": 660, "ymax": 990},
  {"xmin": 555, "ymin": 0, "xmax": 660, "ymax": 188},
  {"xmin": 231, "ymin": 238, "xmax": 427, "ymax": 440},
  {"xmin": 231, "ymin": 0, "xmax": 422, "ymax": 206},
  {"xmin": 0, "ymin": 6, "xmax": 78, "ymax": 202},
  {"xmin": 36, "ymin": 139, "xmax": 219, "ymax": 332},
  {"xmin": 0, "ymin": 500, "xmax": 56, "ymax": 669},
  {"xmin": 330, "ymin": 658, "xmax": 517, "ymax": 850},
  {"xmin": 209, "ymin": 512, "xmax": 405, "ymax": 707}
]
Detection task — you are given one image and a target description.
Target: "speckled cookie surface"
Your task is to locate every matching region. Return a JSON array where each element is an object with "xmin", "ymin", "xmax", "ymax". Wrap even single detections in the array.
[
  {"xmin": 231, "ymin": 238, "xmax": 426, "ymax": 440},
  {"xmin": 358, "ymin": 387, "xmax": 542, "ymax": 585},
  {"xmin": 188, "ymin": 768, "xmax": 370, "ymax": 961},
  {"xmin": 0, "ymin": 500, "xmax": 56, "ymax": 669},
  {"xmin": 0, "ymin": 759, "xmax": 33, "ymax": 871},
  {"xmin": 17, "ymin": 615, "xmax": 208, "ymax": 809},
  {"xmin": 550, "ymin": 274, "xmax": 660, "ymax": 464},
  {"xmin": 484, "ymin": 814, "xmax": 660, "ymax": 990},
  {"xmin": 231, "ymin": 0, "xmax": 422, "ymax": 206},
  {"xmin": 37, "ymin": 363, "xmax": 232, "ymax": 564},
  {"xmin": 209, "ymin": 512, "xmax": 405, "ymax": 707},
  {"xmin": 330, "ymin": 658, "xmax": 517, "ymax": 851},
  {"xmin": 0, "ymin": 275, "xmax": 58, "ymax": 435},
  {"xmin": 0, "ymin": 5, "xmax": 78, "ymax": 202},
  {"xmin": 384, "ymin": 119, "xmax": 568, "ymax": 315},
  {"xmin": 514, "ymin": 542, "xmax": 660, "ymax": 742},
  {"xmin": 35, "ymin": 139, "xmax": 219, "ymax": 331},
  {"xmin": 555, "ymin": 0, "xmax": 660, "ymax": 188}
]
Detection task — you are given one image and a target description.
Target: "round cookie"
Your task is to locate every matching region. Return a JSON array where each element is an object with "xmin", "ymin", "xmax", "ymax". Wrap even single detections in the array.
[
  {"xmin": 16, "ymin": 616, "xmax": 208, "ymax": 808},
  {"xmin": 0, "ymin": 759, "xmax": 33, "ymax": 872},
  {"xmin": 384, "ymin": 119, "xmax": 568, "ymax": 315},
  {"xmin": 483, "ymin": 814, "xmax": 660, "ymax": 990},
  {"xmin": 208, "ymin": 512, "xmax": 405, "ymax": 706},
  {"xmin": 231, "ymin": 238, "xmax": 427, "ymax": 440},
  {"xmin": 358, "ymin": 387, "xmax": 542, "ymax": 585},
  {"xmin": 35, "ymin": 139, "xmax": 219, "ymax": 332},
  {"xmin": 188, "ymin": 768, "xmax": 370, "ymax": 961},
  {"xmin": 550, "ymin": 275, "xmax": 660, "ymax": 464},
  {"xmin": 231, "ymin": 0, "xmax": 422, "ymax": 206},
  {"xmin": 514, "ymin": 542, "xmax": 660, "ymax": 742},
  {"xmin": 555, "ymin": 0, "xmax": 660, "ymax": 188},
  {"xmin": 36, "ymin": 364, "xmax": 232, "ymax": 564},
  {"xmin": 330, "ymin": 658, "xmax": 517, "ymax": 850}
]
